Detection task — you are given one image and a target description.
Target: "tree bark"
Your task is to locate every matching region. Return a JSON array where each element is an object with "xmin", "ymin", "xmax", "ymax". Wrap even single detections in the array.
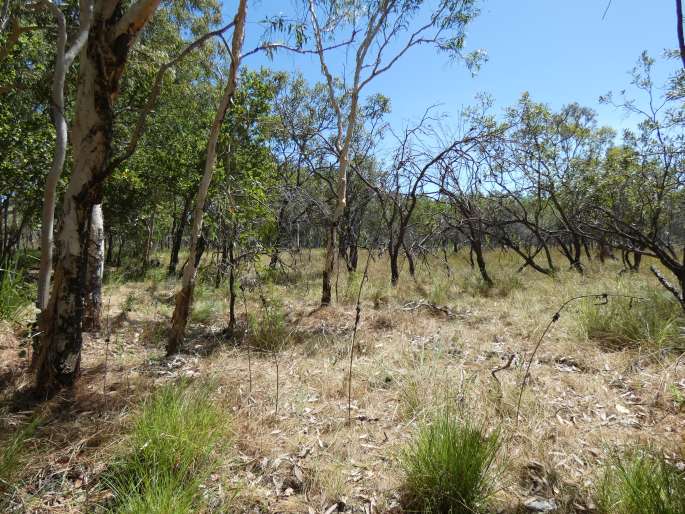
[
  {"xmin": 321, "ymin": 221, "xmax": 336, "ymax": 305},
  {"xmin": 34, "ymin": 0, "xmax": 162, "ymax": 396},
  {"xmin": 168, "ymin": 191, "xmax": 192, "ymax": 276},
  {"xmin": 167, "ymin": 0, "xmax": 247, "ymax": 355},
  {"xmin": 83, "ymin": 204, "xmax": 104, "ymax": 332},
  {"xmin": 142, "ymin": 206, "xmax": 156, "ymax": 270},
  {"xmin": 677, "ymin": 0, "xmax": 685, "ymax": 69},
  {"xmin": 37, "ymin": 0, "xmax": 92, "ymax": 313},
  {"xmin": 472, "ymin": 238, "xmax": 492, "ymax": 286}
]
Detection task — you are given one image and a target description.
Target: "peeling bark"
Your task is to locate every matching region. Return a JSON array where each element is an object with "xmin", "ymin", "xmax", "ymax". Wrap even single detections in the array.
[
  {"xmin": 34, "ymin": 0, "xmax": 161, "ymax": 396},
  {"xmin": 83, "ymin": 204, "xmax": 104, "ymax": 332}
]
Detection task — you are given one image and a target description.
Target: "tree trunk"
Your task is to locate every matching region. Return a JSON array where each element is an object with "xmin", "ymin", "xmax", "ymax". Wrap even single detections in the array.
[
  {"xmin": 34, "ymin": 0, "xmax": 162, "ymax": 396},
  {"xmin": 472, "ymin": 238, "xmax": 492, "ymax": 287},
  {"xmin": 227, "ymin": 235, "xmax": 236, "ymax": 332},
  {"xmin": 168, "ymin": 0, "xmax": 247, "ymax": 355},
  {"xmin": 105, "ymin": 229, "xmax": 114, "ymax": 264},
  {"xmin": 83, "ymin": 204, "xmax": 104, "ymax": 332},
  {"xmin": 403, "ymin": 241, "xmax": 415, "ymax": 278},
  {"xmin": 142, "ymin": 206, "xmax": 156, "ymax": 270},
  {"xmin": 168, "ymin": 191, "xmax": 192, "ymax": 276},
  {"xmin": 36, "ymin": 0, "xmax": 92, "ymax": 313},
  {"xmin": 321, "ymin": 221, "xmax": 336, "ymax": 305},
  {"xmin": 389, "ymin": 240, "xmax": 400, "ymax": 287},
  {"xmin": 215, "ymin": 233, "xmax": 227, "ymax": 288}
]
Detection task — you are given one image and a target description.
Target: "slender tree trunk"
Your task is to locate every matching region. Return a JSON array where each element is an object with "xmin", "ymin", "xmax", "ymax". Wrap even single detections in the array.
[
  {"xmin": 142, "ymin": 206, "xmax": 156, "ymax": 270},
  {"xmin": 227, "ymin": 235, "xmax": 236, "ymax": 332},
  {"xmin": 269, "ymin": 199, "xmax": 289, "ymax": 269},
  {"xmin": 83, "ymin": 204, "xmax": 104, "ymax": 332},
  {"xmin": 168, "ymin": 0, "xmax": 247, "ymax": 355},
  {"xmin": 36, "ymin": 0, "xmax": 92, "ymax": 313},
  {"xmin": 34, "ymin": 0, "xmax": 162, "ymax": 396},
  {"xmin": 321, "ymin": 221, "xmax": 337, "ymax": 305},
  {"xmin": 105, "ymin": 229, "xmax": 113, "ymax": 264},
  {"xmin": 402, "ymin": 240, "xmax": 415, "ymax": 278},
  {"xmin": 677, "ymin": 0, "xmax": 685, "ymax": 69},
  {"xmin": 472, "ymin": 238, "xmax": 492, "ymax": 287},
  {"xmin": 389, "ymin": 239, "xmax": 400, "ymax": 287},
  {"xmin": 215, "ymin": 233, "xmax": 227, "ymax": 288},
  {"xmin": 168, "ymin": 191, "xmax": 192, "ymax": 276},
  {"xmin": 115, "ymin": 236, "xmax": 123, "ymax": 267}
]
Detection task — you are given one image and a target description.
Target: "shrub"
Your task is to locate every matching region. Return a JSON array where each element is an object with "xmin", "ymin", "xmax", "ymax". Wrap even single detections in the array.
[
  {"xmin": 596, "ymin": 448, "xmax": 685, "ymax": 514},
  {"xmin": 247, "ymin": 299, "xmax": 291, "ymax": 352},
  {"xmin": 342, "ymin": 271, "xmax": 363, "ymax": 304},
  {"xmin": 578, "ymin": 289, "xmax": 685, "ymax": 351},
  {"xmin": 0, "ymin": 265, "xmax": 34, "ymax": 322},
  {"xmin": 103, "ymin": 381, "xmax": 229, "ymax": 513},
  {"xmin": 400, "ymin": 412, "xmax": 500, "ymax": 513}
]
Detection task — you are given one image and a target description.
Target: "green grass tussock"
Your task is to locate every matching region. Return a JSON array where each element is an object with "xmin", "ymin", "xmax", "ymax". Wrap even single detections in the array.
[
  {"xmin": 596, "ymin": 448, "xmax": 685, "ymax": 514},
  {"xmin": 400, "ymin": 412, "xmax": 501, "ymax": 514},
  {"xmin": 578, "ymin": 286, "xmax": 685, "ymax": 352},
  {"xmin": 103, "ymin": 381, "xmax": 230, "ymax": 513},
  {"xmin": 0, "ymin": 264, "xmax": 35, "ymax": 322},
  {"xmin": 0, "ymin": 418, "xmax": 40, "ymax": 495}
]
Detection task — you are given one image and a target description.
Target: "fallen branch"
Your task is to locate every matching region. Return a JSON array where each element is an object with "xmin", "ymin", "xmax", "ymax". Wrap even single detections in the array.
[
  {"xmin": 401, "ymin": 300, "xmax": 453, "ymax": 318},
  {"xmin": 490, "ymin": 353, "xmax": 515, "ymax": 391}
]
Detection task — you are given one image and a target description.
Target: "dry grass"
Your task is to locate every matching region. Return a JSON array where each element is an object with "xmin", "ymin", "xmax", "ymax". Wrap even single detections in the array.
[{"xmin": 1, "ymin": 249, "xmax": 684, "ymax": 512}]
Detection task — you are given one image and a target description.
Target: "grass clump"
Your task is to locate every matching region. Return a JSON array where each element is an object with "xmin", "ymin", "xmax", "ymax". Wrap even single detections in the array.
[
  {"xmin": 103, "ymin": 381, "xmax": 229, "ymax": 513},
  {"xmin": 461, "ymin": 271, "xmax": 522, "ymax": 298},
  {"xmin": 0, "ymin": 418, "xmax": 40, "ymax": 494},
  {"xmin": 578, "ymin": 288, "xmax": 684, "ymax": 351},
  {"xmin": 0, "ymin": 265, "xmax": 34, "ymax": 322},
  {"xmin": 400, "ymin": 412, "xmax": 500, "ymax": 513},
  {"xmin": 596, "ymin": 448, "xmax": 685, "ymax": 514}
]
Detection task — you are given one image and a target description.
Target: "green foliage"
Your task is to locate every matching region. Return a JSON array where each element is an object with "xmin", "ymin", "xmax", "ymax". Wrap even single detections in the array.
[
  {"xmin": 400, "ymin": 412, "xmax": 500, "ymax": 514},
  {"xmin": 0, "ymin": 418, "xmax": 40, "ymax": 493},
  {"xmin": 0, "ymin": 265, "xmax": 35, "ymax": 322},
  {"xmin": 248, "ymin": 297, "xmax": 291, "ymax": 352},
  {"xmin": 190, "ymin": 297, "xmax": 222, "ymax": 324},
  {"xmin": 596, "ymin": 448, "xmax": 685, "ymax": 514},
  {"xmin": 578, "ymin": 288, "xmax": 685, "ymax": 352},
  {"xmin": 103, "ymin": 381, "xmax": 229, "ymax": 513}
]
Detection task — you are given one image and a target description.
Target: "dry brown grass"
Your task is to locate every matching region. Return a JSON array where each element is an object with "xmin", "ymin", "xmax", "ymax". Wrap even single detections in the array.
[{"xmin": 1, "ymin": 249, "xmax": 684, "ymax": 512}]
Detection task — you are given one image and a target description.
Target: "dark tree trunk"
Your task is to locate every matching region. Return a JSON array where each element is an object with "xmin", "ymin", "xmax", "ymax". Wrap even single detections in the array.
[
  {"xmin": 472, "ymin": 238, "xmax": 492, "ymax": 287},
  {"xmin": 168, "ymin": 192, "xmax": 192, "ymax": 276},
  {"xmin": 215, "ymin": 235, "xmax": 227, "ymax": 288},
  {"xmin": 105, "ymin": 229, "xmax": 114, "ymax": 265},
  {"xmin": 227, "ymin": 237, "xmax": 236, "ymax": 332},
  {"xmin": 389, "ymin": 238, "xmax": 401, "ymax": 286},
  {"xmin": 321, "ymin": 221, "xmax": 336, "ymax": 306}
]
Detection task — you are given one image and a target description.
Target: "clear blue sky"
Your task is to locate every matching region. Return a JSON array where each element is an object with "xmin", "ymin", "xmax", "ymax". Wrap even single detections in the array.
[{"xmin": 227, "ymin": 0, "xmax": 679, "ymax": 132}]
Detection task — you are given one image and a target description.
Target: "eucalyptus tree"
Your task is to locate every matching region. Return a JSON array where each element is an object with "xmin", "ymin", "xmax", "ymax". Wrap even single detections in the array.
[
  {"xmin": 167, "ymin": 0, "xmax": 248, "ymax": 355},
  {"xmin": 431, "ymin": 103, "xmax": 503, "ymax": 287},
  {"xmin": 305, "ymin": 0, "xmax": 482, "ymax": 305},
  {"xmin": 359, "ymin": 110, "xmax": 469, "ymax": 286},
  {"xmin": 269, "ymin": 75, "xmax": 338, "ymax": 267},
  {"xmin": 36, "ymin": 0, "xmax": 92, "ymax": 315},
  {"xmin": 592, "ymin": 53, "xmax": 685, "ymax": 309},
  {"xmin": 34, "ymin": 0, "xmax": 164, "ymax": 395}
]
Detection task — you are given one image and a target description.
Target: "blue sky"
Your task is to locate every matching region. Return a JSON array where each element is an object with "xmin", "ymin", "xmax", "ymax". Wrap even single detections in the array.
[{"xmin": 228, "ymin": 0, "xmax": 678, "ymax": 132}]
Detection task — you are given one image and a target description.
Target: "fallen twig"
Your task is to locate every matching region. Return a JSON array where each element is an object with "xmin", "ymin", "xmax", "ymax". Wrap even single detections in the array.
[{"xmin": 515, "ymin": 292, "xmax": 645, "ymax": 425}]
